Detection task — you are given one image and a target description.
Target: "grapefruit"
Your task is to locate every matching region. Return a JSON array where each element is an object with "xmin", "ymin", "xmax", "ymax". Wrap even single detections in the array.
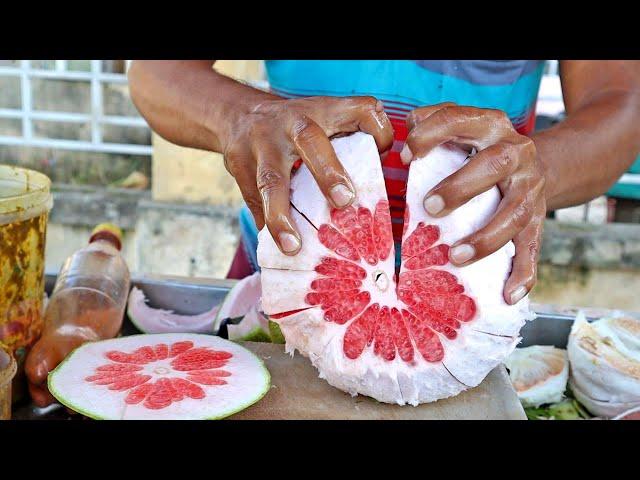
[
  {"xmin": 259, "ymin": 132, "xmax": 533, "ymax": 405},
  {"xmin": 48, "ymin": 333, "xmax": 270, "ymax": 420}
]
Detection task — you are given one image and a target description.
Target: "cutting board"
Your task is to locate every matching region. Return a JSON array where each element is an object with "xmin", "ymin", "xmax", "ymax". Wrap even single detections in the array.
[{"xmin": 232, "ymin": 342, "xmax": 526, "ymax": 420}]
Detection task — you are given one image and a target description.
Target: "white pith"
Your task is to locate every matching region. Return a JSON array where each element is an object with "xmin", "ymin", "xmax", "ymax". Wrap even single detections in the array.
[
  {"xmin": 127, "ymin": 287, "xmax": 221, "ymax": 334},
  {"xmin": 48, "ymin": 333, "xmax": 270, "ymax": 420},
  {"xmin": 258, "ymin": 132, "xmax": 534, "ymax": 405},
  {"xmin": 567, "ymin": 311, "xmax": 640, "ymax": 417},
  {"xmin": 504, "ymin": 345, "xmax": 569, "ymax": 407}
]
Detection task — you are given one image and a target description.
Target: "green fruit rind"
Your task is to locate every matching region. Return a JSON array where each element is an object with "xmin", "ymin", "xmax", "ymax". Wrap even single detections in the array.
[
  {"xmin": 48, "ymin": 333, "xmax": 271, "ymax": 420},
  {"xmin": 232, "ymin": 327, "xmax": 272, "ymax": 343},
  {"xmin": 268, "ymin": 320, "xmax": 286, "ymax": 344}
]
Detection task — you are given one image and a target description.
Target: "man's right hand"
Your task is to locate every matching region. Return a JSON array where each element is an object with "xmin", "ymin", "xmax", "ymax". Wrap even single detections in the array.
[
  {"xmin": 128, "ymin": 63, "xmax": 393, "ymax": 254},
  {"xmin": 221, "ymin": 96, "xmax": 393, "ymax": 255}
]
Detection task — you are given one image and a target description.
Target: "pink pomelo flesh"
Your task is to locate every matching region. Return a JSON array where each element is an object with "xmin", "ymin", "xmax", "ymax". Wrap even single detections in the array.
[
  {"xmin": 48, "ymin": 333, "xmax": 270, "ymax": 419},
  {"xmin": 258, "ymin": 132, "xmax": 532, "ymax": 405}
]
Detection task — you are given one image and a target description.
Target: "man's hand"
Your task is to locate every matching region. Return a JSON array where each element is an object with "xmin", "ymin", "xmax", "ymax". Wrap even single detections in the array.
[
  {"xmin": 401, "ymin": 103, "xmax": 546, "ymax": 305},
  {"xmin": 222, "ymin": 96, "xmax": 393, "ymax": 255}
]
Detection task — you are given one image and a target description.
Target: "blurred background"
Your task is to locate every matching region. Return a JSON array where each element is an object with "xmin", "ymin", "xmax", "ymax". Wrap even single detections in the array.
[{"xmin": 1, "ymin": 60, "xmax": 639, "ymax": 310}]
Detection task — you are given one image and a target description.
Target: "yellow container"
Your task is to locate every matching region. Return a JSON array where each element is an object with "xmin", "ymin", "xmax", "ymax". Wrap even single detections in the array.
[
  {"xmin": 0, "ymin": 348, "xmax": 16, "ymax": 419},
  {"xmin": 0, "ymin": 165, "xmax": 52, "ymax": 403}
]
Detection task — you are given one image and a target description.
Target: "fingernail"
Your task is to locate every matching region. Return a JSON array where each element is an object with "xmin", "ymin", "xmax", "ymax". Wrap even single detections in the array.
[
  {"xmin": 424, "ymin": 194, "xmax": 444, "ymax": 216},
  {"xmin": 279, "ymin": 232, "xmax": 300, "ymax": 253},
  {"xmin": 450, "ymin": 244, "xmax": 475, "ymax": 264},
  {"xmin": 400, "ymin": 144, "xmax": 412, "ymax": 163},
  {"xmin": 330, "ymin": 183, "xmax": 355, "ymax": 208},
  {"xmin": 510, "ymin": 286, "xmax": 528, "ymax": 305}
]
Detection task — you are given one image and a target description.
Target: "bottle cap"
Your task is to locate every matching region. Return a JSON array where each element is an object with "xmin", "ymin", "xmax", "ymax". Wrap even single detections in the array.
[{"xmin": 89, "ymin": 223, "xmax": 123, "ymax": 251}]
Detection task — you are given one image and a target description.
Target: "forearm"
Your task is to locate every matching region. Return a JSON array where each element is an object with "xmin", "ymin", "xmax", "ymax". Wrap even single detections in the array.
[
  {"xmin": 533, "ymin": 66, "xmax": 640, "ymax": 211},
  {"xmin": 128, "ymin": 60, "xmax": 279, "ymax": 153}
]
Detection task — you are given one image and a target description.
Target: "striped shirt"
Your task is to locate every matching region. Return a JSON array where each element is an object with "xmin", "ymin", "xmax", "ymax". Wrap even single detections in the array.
[{"xmin": 239, "ymin": 60, "xmax": 546, "ymax": 272}]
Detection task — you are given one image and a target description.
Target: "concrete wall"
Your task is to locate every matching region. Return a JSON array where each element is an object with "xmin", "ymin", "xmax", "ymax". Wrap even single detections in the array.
[
  {"xmin": 44, "ymin": 186, "xmax": 640, "ymax": 312},
  {"xmin": 9, "ymin": 60, "xmax": 639, "ymax": 313},
  {"xmin": 150, "ymin": 60, "xmax": 264, "ymax": 206}
]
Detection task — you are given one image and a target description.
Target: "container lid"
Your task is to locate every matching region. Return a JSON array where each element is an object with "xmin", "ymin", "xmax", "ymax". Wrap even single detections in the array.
[
  {"xmin": 89, "ymin": 223, "xmax": 123, "ymax": 251},
  {"xmin": 0, "ymin": 165, "xmax": 52, "ymax": 218}
]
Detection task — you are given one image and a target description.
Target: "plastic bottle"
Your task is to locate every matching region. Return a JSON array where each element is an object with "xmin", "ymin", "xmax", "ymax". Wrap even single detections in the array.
[{"xmin": 25, "ymin": 223, "xmax": 130, "ymax": 407}]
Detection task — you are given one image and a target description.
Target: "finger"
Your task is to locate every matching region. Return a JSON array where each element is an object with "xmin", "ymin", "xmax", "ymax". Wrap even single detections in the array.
[
  {"xmin": 401, "ymin": 106, "xmax": 511, "ymax": 164},
  {"xmin": 254, "ymin": 144, "xmax": 302, "ymax": 256},
  {"xmin": 290, "ymin": 116, "xmax": 357, "ymax": 209},
  {"xmin": 228, "ymin": 152, "xmax": 265, "ymax": 229},
  {"xmin": 504, "ymin": 203, "xmax": 545, "ymax": 305},
  {"xmin": 320, "ymin": 96, "xmax": 394, "ymax": 152},
  {"xmin": 422, "ymin": 142, "xmax": 522, "ymax": 217},
  {"xmin": 449, "ymin": 181, "xmax": 543, "ymax": 267},
  {"xmin": 25, "ymin": 340, "xmax": 58, "ymax": 387},
  {"xmin": 406, "ymin": 102, "xmax": 457, "ymax": 131}
]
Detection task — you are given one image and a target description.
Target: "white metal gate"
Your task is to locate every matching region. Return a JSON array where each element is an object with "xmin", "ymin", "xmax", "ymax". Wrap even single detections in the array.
[
  {"xmin": 0, "ymin": 60, "xmax": 151, "ymax": 156},
  {"xmin": 0, "ymin": 60, "xmax": 637, "ymax": 187}
]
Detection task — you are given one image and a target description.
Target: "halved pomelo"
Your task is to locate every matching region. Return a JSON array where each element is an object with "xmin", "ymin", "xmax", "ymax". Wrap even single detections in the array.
[
  {"xmin": 259, "ymin": 132, "xmax": 533, "ymax": 405},
  {"xmin": 505, "ymin": 345, "xmax": 568, "ymax": 407},
  {"xmin": 613, "ymin": 405, "xmax": 640, "ymax": 420},
  {"xmin": 127, "ymin": 287, "xmax": 221, "ymax": 334},
  {"xmin": 567, "ymin": 311, "xmax": 640, "ymax": 417},
  {"xmin": 48, "ymin": 333, "xmax": 270, "ymax": 420}
]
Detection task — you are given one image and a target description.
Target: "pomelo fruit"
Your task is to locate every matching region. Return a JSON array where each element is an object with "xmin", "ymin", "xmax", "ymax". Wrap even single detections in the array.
[
  {"xmin": 504, "ymin": 345, "xmax": 568, "ymax": 407},
  {"xmin": 48, "ymin": 333, "xmax": 270, "ymax": 420},
  {"xmin": 127, "ymin": 287, "xmax": 221, "ymax": 334},
  {"xmin": 613, "ymin": 405, "xmax": 640, "ymax": 420},
  {"xmin": 259, "ymin": 132, "xmax": 533, "ymax": 405},
  {"xmin": 567, "ymin": 311, "xmax": 640, "ymax": 417}
]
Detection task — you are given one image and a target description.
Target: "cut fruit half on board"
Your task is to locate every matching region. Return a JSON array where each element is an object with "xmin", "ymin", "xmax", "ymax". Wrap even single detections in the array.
[
  {"xmin": 505, "ymin": 345, "xmax": 568, "ymax": 407},
  {"xmin": 259, "ymin": 132, "xmax": 533, "ymax": 405},
  {"xmin": 48, "ymin": 333, "xmax": 270, "ymax": 420}
]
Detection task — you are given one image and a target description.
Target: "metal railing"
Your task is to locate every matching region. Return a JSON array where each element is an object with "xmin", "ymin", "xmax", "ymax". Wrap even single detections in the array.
[{"xmin": 0, "ymin": 60, "xmax": 152, "ymax": 156}]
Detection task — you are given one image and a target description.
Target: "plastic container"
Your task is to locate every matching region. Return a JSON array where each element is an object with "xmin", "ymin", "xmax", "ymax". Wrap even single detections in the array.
[
  {"xmin": 25, "ymin": 223, "xmax": 131, "ymax": 407},
  {"xmin": 0, "ymin": 165, "xmax": 53, "ymax": 403},
  {"xmin": 0, "ymin": 347, "xmax": 17, "ymax": 419},
  {"xmin": 44, "ymin": 223, "xmax": 130, "ymax": 344}
]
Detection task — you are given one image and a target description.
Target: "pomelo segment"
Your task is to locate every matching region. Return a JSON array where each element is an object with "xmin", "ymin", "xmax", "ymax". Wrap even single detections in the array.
[
  {"xmin": 48, "ymin": 333, "xmax": 270, "ymax": 420},
  {"xmin": 504, "ymin": 345, "xmax": 569, "ymax": 407},
  {"xmin": 127, "ymin": 287, "xmax": 220, "ymax": 334},
  {"xmin": 260, "ymin": 132, "xmax": 532, "ymax": 405}
]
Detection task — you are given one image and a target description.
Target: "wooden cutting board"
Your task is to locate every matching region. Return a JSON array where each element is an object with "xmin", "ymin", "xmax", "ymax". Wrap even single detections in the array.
[{"xmin": 232, "ymin": 342, "xmax": 526, "ymax": 420}]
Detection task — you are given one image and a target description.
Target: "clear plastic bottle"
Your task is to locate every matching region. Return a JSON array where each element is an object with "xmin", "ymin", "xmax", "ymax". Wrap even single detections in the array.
[{"xmin": 25, "ymin": 223, "xmax": 130, "ymax": 407}]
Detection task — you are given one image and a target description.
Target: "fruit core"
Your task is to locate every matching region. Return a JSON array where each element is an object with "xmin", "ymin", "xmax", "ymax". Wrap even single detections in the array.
[{"xmin": 283, "ymin": 199, "xmax": 478, "ymax": 366}]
